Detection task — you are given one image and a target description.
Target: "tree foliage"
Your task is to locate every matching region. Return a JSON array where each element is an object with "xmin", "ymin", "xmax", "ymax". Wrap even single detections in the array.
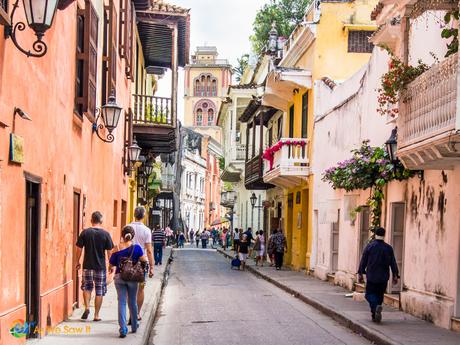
[
  {"xmin": 233, "ymin": 54, "xmax": 250, "ymax": 82},
  {"xmin": 250, "ymin": 0, "xmax": 311, "ymax": 55}
]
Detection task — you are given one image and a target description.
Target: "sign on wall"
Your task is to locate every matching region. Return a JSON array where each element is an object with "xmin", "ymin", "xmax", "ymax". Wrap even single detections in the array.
[{"xmin": 9, "ymin": 133, "xmax": 24, "ymax": 164}]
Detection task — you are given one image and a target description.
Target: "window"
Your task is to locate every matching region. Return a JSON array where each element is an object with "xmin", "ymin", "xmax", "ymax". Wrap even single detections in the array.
[
  {"xmin": 75, "ymin": 10, "xmax": 85, "ymax": 116},
  {"xmin": 119, "ymin": 0, "xmax": 135, "ymax": 78},
  {"xmin": 193, "ymin": 73, "xmax": 218, "ymax": 97},
  {"xmin": 0, "ymin": 0, "xmax": 9, "ymax": 26},
  {"xmin": 196, "ymin": 109, "xmax": 203, "ymax": 125},
  {"xmin": 102, "ymin": 1, "xmax": 117, "ymax": 105},
  {"xmin": 348, "ymin": 30, "xmax": 374, "ymax": 53},
  {"xmin": 289, "ymin": 105, "xmax": 294, "ymax": 138},
  {"xmin": 277, "ymin": 116, "xmax": 283, "ymax": 140},
  {"xmin": 301, "ymin": 92, "xmax": 308, "ymax": 138},
  {"xmin": 207, "ymin": 109, "xmax": 214, "ymax": 125},
  {"xmin": 113, "ymin": 200, "xmax": 118, "ymax": 227}
]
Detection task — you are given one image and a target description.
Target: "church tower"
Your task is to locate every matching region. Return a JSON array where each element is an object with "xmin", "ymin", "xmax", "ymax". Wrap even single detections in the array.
[{"xmin": 184, "ymin": 46, "xmax": 232, "ymax": 142}]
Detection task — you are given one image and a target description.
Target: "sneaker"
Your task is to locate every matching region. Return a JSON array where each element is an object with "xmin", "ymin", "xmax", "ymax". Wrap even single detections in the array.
[{"xmin": 375, "ymin": 305, "xmax": 383, "ymax": 323}]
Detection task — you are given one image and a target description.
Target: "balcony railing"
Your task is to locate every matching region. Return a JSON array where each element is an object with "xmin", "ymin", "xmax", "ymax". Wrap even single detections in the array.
[
  {"xmin": 399, "ymin": 53, "xmax": 458, "ymax": 149},
  {"xmin": 161, "ymin": 174, "xmax": 175, "ymax": 191},
  {"xmin": 262, "ymin": 138, "xmax": 310, "ymax": 188},
  {"xmin": 132, "ymin": 95, "xmax": 173, "ymax": 126},
  {"xmin": 235, "ymin": 144, "xmax": 246, "ymax": 160}
]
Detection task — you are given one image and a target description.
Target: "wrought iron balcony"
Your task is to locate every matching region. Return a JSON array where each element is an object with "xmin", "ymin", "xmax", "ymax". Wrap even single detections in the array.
[
  {"xmin": 263, "ymin": 138, "xmax": 310, "ymax": 188},
  {"xmin": 221, "ymin": 191, "xmax": 237, "ymax": 208},
  {"xmin": 398, "ymin": 53, "xmax": 460, "ymax": 170}
]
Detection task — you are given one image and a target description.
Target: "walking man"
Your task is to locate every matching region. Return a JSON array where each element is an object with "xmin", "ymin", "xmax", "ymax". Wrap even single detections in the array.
[
  {"xmin": 75, "ymin": 211, "xmax": 114, "ymax": 321},
  {"xmin": 358, "ymin": 227, "xmax": 399, "ymax": 323},
  {"xmin": 189, "ymin": 229, "xmax": 194, "ymax": 243},
  {"xmin": 201, "ymin": 229, "xmax": 209, "ymax": 248},
  {"xmin": 152, "ymin": 225, "xmax": 166, "ymax": 265},
  {"xmin": 128, "ymin": 206, "xmax": 154, "ymax": 320},
  {"xmin": 272, "ymin": 229, "xmax": 287, "ymax": 270}
]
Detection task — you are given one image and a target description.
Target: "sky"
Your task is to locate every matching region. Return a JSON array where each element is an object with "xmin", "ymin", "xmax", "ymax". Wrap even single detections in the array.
[{"xmin": 156, "ymin": 0, "xmax": 269, "ymax": 121}]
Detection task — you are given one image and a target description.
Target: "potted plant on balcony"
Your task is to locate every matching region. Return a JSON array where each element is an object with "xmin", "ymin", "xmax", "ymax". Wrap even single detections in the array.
[{"xmin": 145, "ymin": 103, "xmax": 168, "ymax": 124}]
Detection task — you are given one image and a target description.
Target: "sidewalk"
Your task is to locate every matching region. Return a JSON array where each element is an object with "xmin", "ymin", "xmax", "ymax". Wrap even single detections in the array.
[
  {"xmin": 33, "ymin": 248, "xmax": 172, "ymax": 345},
  {"xmin": 218, "ymin": 248, "xmax": 460, "ymax": 345}
]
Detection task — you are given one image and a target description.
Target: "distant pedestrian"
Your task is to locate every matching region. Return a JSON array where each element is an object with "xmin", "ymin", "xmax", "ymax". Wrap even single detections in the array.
[
  {"xmin": 244, "ymin": 227, "xmax": 255, "ymax": 258},
  {"xmin": 127, "ymin": 206, "xmax": 154, "ymax": 321},
  {"xmin": 255, "ymin": 230, "xmax": 265, "ymax": 266},
  {"xmin": 233, "ymin": 227, "xmax": 240, "ymax": 253},
  {"xmin": 201, "ymin": 229, "xmax": 210, "ymax": 248},
  {"xmin": 267, "ymin": 229, "xmax": 278, "ymax": 267},
  {"xmin": 211, "ymin": 228, "xmax": 218, "ymax": 246},
  {"xmin": 238, "ymin": 234, "xmax": 250, "ymax": 271},
  {"xmin": 109, "ymin": 226, "xmax": 148, "ymax": 338},
  {"xmin": 152, "ymin": 225, "xmax": 166, "ymax": 265},
  {"xmin": 165, "ymin": 226, "xmax": 173, "ymax": 246},
  {"xmin": 358, "ymin": 227, "xmax": 399, "ymax": 323},
  {"xmin": 178, "ymin": 232, "xmax": 186, "ymax": 248},
  {"xmin": 272, "ymin": 229, "xmax": 287, "ymax": 270},
  {"xmin": 195, "ymin": 231, "xmax": 200, "ymax": 247},
  {"xmin": 189, "ymin": 229, "xmax": 194, "ymax": 243},
  {"xmin": 75, "ymin": 211, "xmax": 114, "ymax": 322}
]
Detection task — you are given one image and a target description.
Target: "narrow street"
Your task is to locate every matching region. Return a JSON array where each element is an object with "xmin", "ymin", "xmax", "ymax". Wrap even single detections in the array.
[{"xmin": 150, "ymin": 248, "xmax": 370, "ymax": 345}]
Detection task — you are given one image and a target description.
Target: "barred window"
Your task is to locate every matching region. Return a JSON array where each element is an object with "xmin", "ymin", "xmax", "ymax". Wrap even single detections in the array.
[{"xmin": 348, "ymin": 30, "xmax": 374, "ymax": 53}]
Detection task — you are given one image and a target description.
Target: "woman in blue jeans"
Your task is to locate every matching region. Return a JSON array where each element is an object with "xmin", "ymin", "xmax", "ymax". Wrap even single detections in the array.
[{"xmin": 109, "ymin": 226, "xmax": 147, "ymax": 338}]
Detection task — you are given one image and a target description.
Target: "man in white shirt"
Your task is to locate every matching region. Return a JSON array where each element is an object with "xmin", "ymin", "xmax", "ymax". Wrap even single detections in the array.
[{"xmin": 128, "ymin": 206, "xmax": 154, "ymax": 320}]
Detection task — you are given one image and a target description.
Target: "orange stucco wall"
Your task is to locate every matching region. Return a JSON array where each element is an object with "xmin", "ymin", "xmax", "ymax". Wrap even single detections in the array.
[{"xmin": 0, "ymin": 2, "xmax": 131, "ymax": 343}]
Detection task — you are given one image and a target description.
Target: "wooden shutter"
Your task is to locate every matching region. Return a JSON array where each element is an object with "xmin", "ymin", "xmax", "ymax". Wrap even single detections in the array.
[
  {"xmin": 124, "ymin": 0, "xmax": 135, "ymax": 79},
  {"xmin": 0, "ymin": 0, "xmax": 10, "ymax": 26},
  {"xmin": 58, "ymin": 0, "xmax": 75, "ymax": 10},
  {"xmin": 84, "ymin": 0, "xmax": 99, "ymax": 120},
  {"xmin": 108, "ymin": 0, "xmax": 117, "ymax": 96},
  {"xmin": 301, "ymin": 92, "xmax": 308, "ymax": 138}
]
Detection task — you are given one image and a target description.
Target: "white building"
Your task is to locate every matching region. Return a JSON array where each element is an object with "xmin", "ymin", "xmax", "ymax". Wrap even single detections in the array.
[{"xmin": 180, "ymin": 129, "xmax": 206, "ymax": 233}]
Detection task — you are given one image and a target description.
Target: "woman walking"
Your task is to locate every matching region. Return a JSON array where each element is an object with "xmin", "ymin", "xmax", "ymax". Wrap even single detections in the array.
[
  {"xmin": 255, "ymin": 230, "xmax": 265, "ymax": 266},
  {"xmin": 195, "ymin": 231, "xmax": 201, "ymax": 247},
  {"xmin": 109, "ymin": 226, "xmax": 148, "ymax": 338},
  {"xmin": 238, "ymin": 234, "xmax": 250, "ymax": 271},
  {"xmin": 267, "ymin": 229, "xmax": 277, "ymax": 267}
]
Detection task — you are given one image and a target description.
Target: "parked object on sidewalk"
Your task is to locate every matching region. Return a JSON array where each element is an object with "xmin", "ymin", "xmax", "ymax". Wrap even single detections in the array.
[
  {"xmin": 358, "ymin": 227, "xmax": 399, "ymax": 323},
  {"xmin": 231, "ymin": 255, "xmax": 241, "ymax": 269},
  {"xmin": 75, "ymin": 211, "xmax": 114, "ymax": 322},
  {"xmin": 109, "ymin": 226, "xmax": 148, "ymax": 338}
]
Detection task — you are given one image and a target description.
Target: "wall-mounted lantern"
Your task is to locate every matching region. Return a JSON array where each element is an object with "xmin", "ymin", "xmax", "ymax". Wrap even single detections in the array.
[
  {"xmin": 5, "ymin": 0, "xmax": 60, "ymax": 57},
  {"xmin": 144, "ymin": 160, "xmax": 155, "ymax": 176},
  {"xmin": 385, "ymin": 127, "xmax": 398, "ymax": 163},
  {"xmin": 93, "ymin": 93, "xmax": 123, "ymax": 143}
]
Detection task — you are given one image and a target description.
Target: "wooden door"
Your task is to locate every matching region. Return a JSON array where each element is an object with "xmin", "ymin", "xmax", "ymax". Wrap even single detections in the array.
[
  {"xmin": 358, "ymin": 206, "xmax": 371, "ymax": 262},
  {"xmin": 331, "ymin": 209, "xmax": 340, "ymax": 273},
  {"xmin": 72, "ymin": 192, "xmax": 81, "ymax": 308},
  {"xmin": 390, "ymin": 203, "xmax": 405, "ymax": 293}
]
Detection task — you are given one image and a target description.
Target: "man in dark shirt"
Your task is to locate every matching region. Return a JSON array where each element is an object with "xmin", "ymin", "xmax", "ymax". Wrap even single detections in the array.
[
  {"xmin": 76, "ymin": 211, "xmax": 114, "ymax": 321},
  {"xmin": 358, "ymin": 227, "xmax": 399, "ymax": 323},
  {"xmin": 152, "ymin": 226, "xmax": 166, "ymax": 265}
]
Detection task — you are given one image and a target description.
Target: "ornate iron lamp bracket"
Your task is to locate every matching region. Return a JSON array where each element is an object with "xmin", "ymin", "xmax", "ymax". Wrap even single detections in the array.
[
  {"xmin": 5, "ymin": 0, "xmax": 48, "ymax": 58},
  {"xmin": 92, "ymin": 108, "xmax": 115, "ymax": 143}
]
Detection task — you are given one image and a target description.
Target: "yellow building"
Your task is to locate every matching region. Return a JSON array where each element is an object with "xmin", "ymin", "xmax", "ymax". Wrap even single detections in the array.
[
  {"xmin": 261, "ymin": 0, "xmax": 378, "ymax": 270},
  {"xmin": 183, "ymin": 46, "xmax": 233, "ymax": 142}
]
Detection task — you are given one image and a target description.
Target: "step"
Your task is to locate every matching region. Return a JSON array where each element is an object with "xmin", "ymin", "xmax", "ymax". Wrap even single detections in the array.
[
  {"xmin": 354, "ymin": 282, "xmax": 365, "ymax": 293},
  {"xmin": 451, "ymin": 317, "xmax": 460, "ymax": 333},
  {"xmin": 326, "ymin": 273, "xmax": 335, "ymax": 283},
  {"xmin": 384, "ymin": 293, "xmax": 400, "ymax": 309}
]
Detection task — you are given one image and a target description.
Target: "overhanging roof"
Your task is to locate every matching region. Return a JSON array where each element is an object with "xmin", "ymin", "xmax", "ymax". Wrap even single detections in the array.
[{"xmin": 136, "ymin": 1, "xmax": 190, "ymax": 69}]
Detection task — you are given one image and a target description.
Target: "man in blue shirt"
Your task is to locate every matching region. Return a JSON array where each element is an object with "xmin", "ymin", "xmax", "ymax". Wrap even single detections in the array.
[{"xmin": 358, "ymin": 227, "xmax": 399, "ymax": 323}]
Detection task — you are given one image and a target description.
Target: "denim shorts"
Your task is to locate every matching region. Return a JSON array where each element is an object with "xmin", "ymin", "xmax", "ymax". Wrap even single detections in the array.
[{"xmin": 81, "ymin": 269, "xmax": 107, "ymax": 296}]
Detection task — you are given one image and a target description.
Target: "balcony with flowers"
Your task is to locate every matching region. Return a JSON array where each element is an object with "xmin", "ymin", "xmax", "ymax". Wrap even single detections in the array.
[{"xmin": 262, "ymin": 138, "xmax": 310, "ymax": 188}]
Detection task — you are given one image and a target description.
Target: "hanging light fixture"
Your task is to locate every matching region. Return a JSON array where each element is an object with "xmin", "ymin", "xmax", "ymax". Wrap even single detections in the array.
[
  {"xmin": 128, "ymin": 139, "xmax": 142, "ymax": 164},
  {"xmin": 144, "ymin": 160, "xmax": 155, "ymax": 176},
  {"xmin": 93, "ymin": 92, "xmax": 123, "ymax": 143},
  {"xmin": 5, "ymin": 0, "xmax": 60, "ymax": 57},
  {"xmin": 385, "ymin": 127, "xmax": 398, "ymax": 163}
]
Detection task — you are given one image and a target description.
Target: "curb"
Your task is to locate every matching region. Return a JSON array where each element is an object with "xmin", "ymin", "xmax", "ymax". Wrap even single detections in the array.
[
  {"xmin": 141, "ymin": 248, "xmax": 174, "ymax": 345},
  {"xmin": 217, "ymin": 249, "xmax": 400, "ymax": 345}
]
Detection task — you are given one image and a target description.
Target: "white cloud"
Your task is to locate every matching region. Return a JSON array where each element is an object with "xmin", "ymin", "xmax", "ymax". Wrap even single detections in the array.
[{"xmin": 155, "ymin": 0, "xmax": 268, "ymax": 122}]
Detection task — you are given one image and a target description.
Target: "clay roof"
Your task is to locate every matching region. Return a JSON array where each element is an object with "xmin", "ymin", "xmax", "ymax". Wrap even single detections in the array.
[
  {"xmin": 371, "ymin": 1, "xmax": 384, "ymax": 21},
  {"xmin": 150, "ymin": 0, "xmax": 189, "ymax": 14}
]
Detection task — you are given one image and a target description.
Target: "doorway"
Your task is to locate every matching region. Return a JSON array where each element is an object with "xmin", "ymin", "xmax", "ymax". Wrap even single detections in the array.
[
  {"xmin": 358, "ymin": 206, "xmax": 371, "ymax": 261},
  {"xmin": 72, "ymin": 192, "xmax": 81, "ymax": 308},
  {"xmin": 331, "ymin": 209, "xmax": 340, "ymax": 273},
  {"xmin": 25, "ymin": 179, "xmax": 40, "ymax": 338},
  {"xmin": 390, "ymin": 202, "xmax": 405, "ymax": 293}
]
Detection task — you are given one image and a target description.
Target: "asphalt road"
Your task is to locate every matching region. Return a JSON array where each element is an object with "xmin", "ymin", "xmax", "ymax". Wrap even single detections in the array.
[{"xmin": 150, "ymin": 248, "xmax": 371, "ymax": 345}]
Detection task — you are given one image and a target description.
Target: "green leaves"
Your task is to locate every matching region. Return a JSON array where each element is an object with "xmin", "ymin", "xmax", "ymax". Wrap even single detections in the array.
[
  {"xmin": 250, "ymin": 0, "xmax": 311, "ymax": 55},
  {"xmin": 443, "ymin": 10, "xmax": 459, "ymax": 57},
  {"xmin": 233, "ymin": 54, "xmax": 250, "ymax": 82}
]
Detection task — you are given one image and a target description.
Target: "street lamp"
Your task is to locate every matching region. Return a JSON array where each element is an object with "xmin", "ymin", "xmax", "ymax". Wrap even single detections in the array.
[
  {"xmin": 144, "ymin": 160, "xmax": 155, "ymax": 176},
  {"xmin": 385, "ymin": 127, "xmax": 398, "ymax": 163},
  {"xmin": 6, "ymin": 0, "xmax": 59, "ymax": 57},
  {"xmin": 93, "ymin": 92, "xmax": 123, "ymax": 143},
  {"xmin": 128, "ymin": 139, "xmax": 142, "ymax": 164},
  {"xmin": 250, "ymin": 192, "xmax": 264, "ymax": 209}
]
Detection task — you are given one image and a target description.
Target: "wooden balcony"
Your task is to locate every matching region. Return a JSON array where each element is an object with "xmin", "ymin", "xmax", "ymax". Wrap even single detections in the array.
[
  {"xmin": 263, "ymin": 138, "xmax": 310, "ymax": 188},
  {"xmin": 398, "ymin": 53, "xmax": 460, "ymax": 170},
  {"xmin": 221, "ymin": 191, "xmax": 237, "ymax": 208},
  {"xmin": 245, "ymin": 154, "xmax": 274, "ymax": 190},
  {"xmin": 132, "ymin": 95, "xmax": 176, "ymax": 154}
]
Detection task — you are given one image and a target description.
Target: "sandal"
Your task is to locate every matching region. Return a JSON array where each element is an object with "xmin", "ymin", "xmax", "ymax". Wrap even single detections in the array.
[
  {"xmin": 93, "ymin": 318, "xmax": 102, "ymax": 322},
  {"xmin": 81, "ymin": 309, "xmax": 90, "ymax": 320}
]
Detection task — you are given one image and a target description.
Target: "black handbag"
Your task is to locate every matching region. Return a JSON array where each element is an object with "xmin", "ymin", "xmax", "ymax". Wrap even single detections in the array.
[{"xmin": 119, "ymin": 246, "xmax": 145, "ymax": 282}]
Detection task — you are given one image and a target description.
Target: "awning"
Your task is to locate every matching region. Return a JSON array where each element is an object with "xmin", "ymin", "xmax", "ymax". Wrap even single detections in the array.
[
  {"xmin": 211, "ymin": 217, "xmax": 230, "ymax": 226},
  {"xmin": 263, "ymin": 68, "xmax": 312, "ymax": 112}
]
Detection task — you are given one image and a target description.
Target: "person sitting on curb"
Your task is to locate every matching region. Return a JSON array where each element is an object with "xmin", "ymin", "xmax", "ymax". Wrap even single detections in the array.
[{"xmin": 358, "ymin": 227, "xmax": 399, "ymax": 323}]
